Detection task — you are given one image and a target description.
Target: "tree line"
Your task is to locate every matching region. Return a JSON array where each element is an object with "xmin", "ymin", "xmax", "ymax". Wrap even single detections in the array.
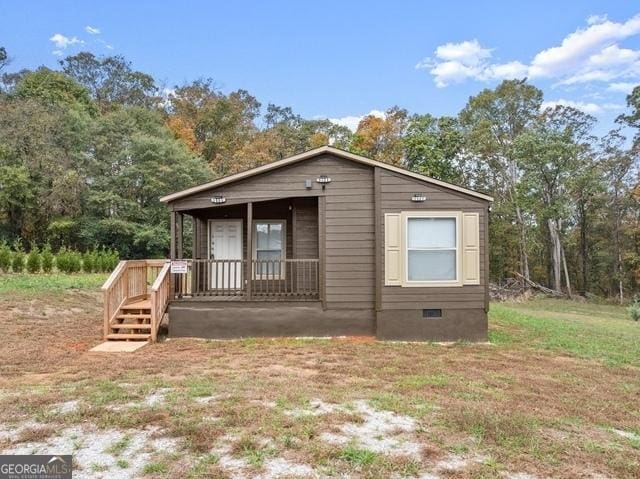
[{"xmin": 0, "ymin": 48, "xmax": 639, "ymax": 299}]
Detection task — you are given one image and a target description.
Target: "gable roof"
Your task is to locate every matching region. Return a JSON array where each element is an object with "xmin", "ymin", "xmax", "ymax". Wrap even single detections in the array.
[{"xmin": 160, "ymin": 146, "xmax": 494, "ymax": 203}]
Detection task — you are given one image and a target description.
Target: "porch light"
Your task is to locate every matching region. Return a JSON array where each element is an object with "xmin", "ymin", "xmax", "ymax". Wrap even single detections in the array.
[
  {"xmin": 316, "ymin": 175, "xmax": 332, "ymax": 190},
  {"xmin": 411, "ymin": 193, "xmax": 427, "ymax": 202},
  {"xmin": 211, "ymin": 195, "xmax": 226, "ymax": 204}
]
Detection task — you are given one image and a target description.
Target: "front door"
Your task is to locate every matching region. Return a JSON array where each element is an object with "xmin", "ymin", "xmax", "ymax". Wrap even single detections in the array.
[{"xmin": 208, "ymin": 219, "xmax": 243, "ymax": 290}]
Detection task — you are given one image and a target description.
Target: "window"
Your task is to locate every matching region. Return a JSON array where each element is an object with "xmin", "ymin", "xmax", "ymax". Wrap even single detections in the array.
[
  {"xmin": 406, "ymin": 215, "xmax": 459, "ymax": 284},
  {"xmin": 253, "ymin": 221, "xmax": 285, "ymax": 277},
  {"xmin": 385, "ymin": 211, "xmax": 477, "ymax": 287}
]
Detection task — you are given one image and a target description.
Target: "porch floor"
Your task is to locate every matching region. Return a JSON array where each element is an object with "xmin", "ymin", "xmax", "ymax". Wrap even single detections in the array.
[{"xmin": 174, "ymin": 294, "xmax": 319, "ymax": 302}]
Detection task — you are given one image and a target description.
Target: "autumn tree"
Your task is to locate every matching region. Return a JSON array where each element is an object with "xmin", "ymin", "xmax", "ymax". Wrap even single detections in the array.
[{"xmin": 351, "ymin": 107, "xmax": 408, "ymax": 165}]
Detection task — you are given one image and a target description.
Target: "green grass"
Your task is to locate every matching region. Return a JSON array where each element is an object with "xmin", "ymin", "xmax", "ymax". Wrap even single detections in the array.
[
  {"xmin": 142, "ymin": 462, "xmax": 168, "ymax": 474},
  {"xmin": 490, "ymin": 298, "xmax": 640, "ymax": 367},
  {"xmin": 0, "ymin": 273, "xmax": 108, "ymax": 293},
  {"xmin": 338, "ymin": 444, "xmax": 378, "ymax": 466}
]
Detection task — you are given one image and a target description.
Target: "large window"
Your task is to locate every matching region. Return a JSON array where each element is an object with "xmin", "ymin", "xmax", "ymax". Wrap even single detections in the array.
[
  {"xmin": 254, "ymin": 221, "xmax": 285, "ymax": 277},
  {"xmin": 406, "ymin": 216, "xmax": 458, "ymax": 283}
]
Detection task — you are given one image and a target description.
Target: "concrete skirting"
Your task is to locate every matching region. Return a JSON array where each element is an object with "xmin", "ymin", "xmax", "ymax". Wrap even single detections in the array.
[
  {"xmin": 169, "ymin": 301, "xmax": 375, "ymax": 339},
  {"xmin": 376, "ymin": 308, "xmax": 487, "ymax": 342}
]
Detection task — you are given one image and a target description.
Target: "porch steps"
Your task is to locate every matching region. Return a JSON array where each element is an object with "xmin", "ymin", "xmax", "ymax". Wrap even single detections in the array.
[{"xmin": 107, "ymin": 295, "xmax": 153, "ymax": 342}]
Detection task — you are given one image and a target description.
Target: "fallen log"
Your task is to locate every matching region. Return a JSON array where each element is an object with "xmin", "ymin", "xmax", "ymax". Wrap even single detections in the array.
[{"xmin": 513, "ymin": 271, "xmax": 565, "ymax": 297}]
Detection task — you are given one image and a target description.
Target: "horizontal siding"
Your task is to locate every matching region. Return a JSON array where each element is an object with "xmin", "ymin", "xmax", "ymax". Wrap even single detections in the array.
[
  {"xmin": 380, "ymin": 169, "xmax": 489, "ymax": 311},
  {"xmin": 294, "ymin": 198, "xmax": 318, "ymax": 259},
  {"xmin": 321, "ymin": 156, "xmax": 374, "ymax": 309},
  {"xmin": 181, "ymin": 154, "xmax": 376, "ymax": 309}
]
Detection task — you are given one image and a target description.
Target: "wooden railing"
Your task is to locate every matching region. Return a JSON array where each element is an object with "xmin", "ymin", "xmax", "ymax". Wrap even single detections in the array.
[
  {"xmin": 102, "ymin": 259, "xmax": 169, "ymax": 342},
  {"xmin": 174, "ymin": 258, "xmax": 320, "ymax": 300},
  {"xmin": 150, "ymin": 262, "xmax": 171, "ymax": 342}
]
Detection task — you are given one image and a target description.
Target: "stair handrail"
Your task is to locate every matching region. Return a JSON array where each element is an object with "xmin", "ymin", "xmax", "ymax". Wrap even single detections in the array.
[
  {"xmin": 101, "ymin": 260, "xmax": 129, "ymax": 339},
  {"xmin": 149, "ymin": 261, "xmax": 171, "ymax": 342}
]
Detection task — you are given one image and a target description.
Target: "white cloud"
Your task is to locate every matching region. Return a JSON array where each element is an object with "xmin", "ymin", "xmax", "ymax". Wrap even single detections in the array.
[
  {"xmin": 587, "ymin": 14, "xmax": 608, "ymax": 26},
  {"xmin": 418, "ymin": 13, "xmax": 640, "ymax": 92},
  {"xmin": 541, "ymin": 98, "xmax": 624, "ymax": 114},
  {"xmin": 589, "ymin": 45, "xmax": 640, "ymax": 66},
  {"xmin": 607, "ymin": 81, "xmax": 638, "ymax": 93},
  {"xmin": 328, "ymin": 110, "xmax": 386, "ymax": 132},
  {"xmin": 435, "ymin": 39, "xmax": 491, "ymax": 66},
  {"xmin": 529, "ymin": 14, "xmax": 640, "ymax": 78},
  {"xmin": 85, "ymin": 25, "xmax": 100, "ymax": 35},
  {"xmin": 52, "ymin": 50, "xmax": 64, "ymax": 57},
  {"xmin": 49, "ymin": 33, "xmax": 83, "ymax": 49},
  {"xmin": 485, "ymin": 61, "xmax": 529, "ymax": 80},
  {"xmin": 416, "ymin": 42, "xmax": 528, "ymax": 88}
]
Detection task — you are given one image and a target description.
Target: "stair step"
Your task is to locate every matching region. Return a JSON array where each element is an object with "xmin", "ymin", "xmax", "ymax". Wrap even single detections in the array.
[
  {"xmin": 110, "ymin": 323, "xmax": 151, "ymax": 330},
  {"xmin": 107, "ymin": 333, "xmax": 150, "ymax": 340},
  {"xmin": 122, "ymin": 300, "xmax": 151, "ymax": 310},
  {"xmin": 116, "ymin": 314, "xmax": 152, "ymax": 319}
]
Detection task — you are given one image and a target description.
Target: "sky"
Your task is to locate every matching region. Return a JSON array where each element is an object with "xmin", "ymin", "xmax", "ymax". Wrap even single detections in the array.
[{"xmin": 1, "ymin": 1, "xmax": 639, "ymax": 134}]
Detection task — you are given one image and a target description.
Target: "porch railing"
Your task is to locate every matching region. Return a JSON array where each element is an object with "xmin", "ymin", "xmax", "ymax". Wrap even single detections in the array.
[{"xmin": 173, "ymin": 258, "xmax": 320, "ymax": 300}]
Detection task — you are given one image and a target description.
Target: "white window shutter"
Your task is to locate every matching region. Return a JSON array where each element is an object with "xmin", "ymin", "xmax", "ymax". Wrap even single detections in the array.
[
  {"xmin": 462, "ymin": 212, "xmax": 480, "ymax": 285},
  {"xmin": 384, "ymin": 213, "xmax": 402, "ymax": 285}
]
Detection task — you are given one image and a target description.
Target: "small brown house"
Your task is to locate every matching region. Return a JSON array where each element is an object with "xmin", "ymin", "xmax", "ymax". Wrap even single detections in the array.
[{"xmin": 156, "ymin": 146, "xmax": 493, "ymax": 342}]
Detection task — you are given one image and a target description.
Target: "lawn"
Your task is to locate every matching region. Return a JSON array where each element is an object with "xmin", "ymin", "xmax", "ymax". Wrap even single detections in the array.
[{"xmin": 0, "ymin": 274, "xmax": 638, "ymax": 478}]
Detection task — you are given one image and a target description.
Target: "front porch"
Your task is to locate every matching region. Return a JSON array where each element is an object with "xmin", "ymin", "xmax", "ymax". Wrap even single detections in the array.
[{"xmin": 170, "ymin": 196, "xmax": 323, "ymax": 302}]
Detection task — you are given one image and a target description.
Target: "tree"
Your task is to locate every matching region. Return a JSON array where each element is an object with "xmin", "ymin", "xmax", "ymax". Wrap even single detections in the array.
[
  {"xmin": 85, "ymin": 107, "xmax": 211, "ymax": 256},
  {"xmin": 13, "ymin": 68, "xmax": 96, "ymax": 115},
  {"xmin": 460, "ymin": 79, "xmax": 543, "ymax": 281},
  {"xmin": 516, "ymin": 106, "xmax": 595, "ymax": 294},
  {"xmin": 0, "ymin": 92, "xmax": 91, "ymax": 242},
  {"xmin": 351, "ymin": 107, "xmax": 408, "ymax": 165},
  {"xmin": 60, "ymin": 52, "xmax": 159, "ymax": 110},
  {"xmin": 404, "ymin": 114, "xmax": 464, "ymax": 183},
  {"xmin": 599, "ymin": 131, "xmax": 636, "ymax": 300},
  {"xmin": 0, "ymin": 47, "xmax": 8, "ymax": 73},
  {"xmin": 167, "ymin": 80, "xmax": 260, "ymax": 174}
]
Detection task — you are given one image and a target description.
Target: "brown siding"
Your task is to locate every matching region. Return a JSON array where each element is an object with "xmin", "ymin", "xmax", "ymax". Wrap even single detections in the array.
[
  {"xmin": 175, "ymin": 155, "xmax": 375, "ymax": 310},
  {"xmin": 379, "ymin": 170, "xmax": 488, "ymax": 312},
  {"xmin": 293, "ymin": 197, "xmax": 318, "ymax": 259}
]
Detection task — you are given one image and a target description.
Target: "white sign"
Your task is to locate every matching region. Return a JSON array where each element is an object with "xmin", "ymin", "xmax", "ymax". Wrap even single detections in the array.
[{"xmin": 170, "ymin": 260, "xmax": 188, "ymax": 274}]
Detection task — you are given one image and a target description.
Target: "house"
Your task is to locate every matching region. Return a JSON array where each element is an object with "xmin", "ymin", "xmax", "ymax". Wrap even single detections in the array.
[{"xmin": 101, "ymin": 146, "xmax": 492, "ymax": 343}]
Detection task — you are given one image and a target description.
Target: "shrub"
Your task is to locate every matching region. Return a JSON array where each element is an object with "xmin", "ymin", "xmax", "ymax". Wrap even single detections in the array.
[
  {"xmin": 82, "ymin": 250, "xmax": 95, "ymax": 273},
  {"xmin": 55, "ymin": 247, "xmax": 70, "ymax": 273},
  {"xmin": 56, "ymin": 247, "xmax": 81, "ymax": 273},
  {"xmin": 0, "ymin": 242, "xmax": 11, "ymax": 272},
  {"xmin": 68, "ymin": 250, "xmax": 82, "ymax": 273},
  {"xmin": 95, "ymin": 248, "xmax": 119, "ymax": 272},
  {"xmin": 11, "ymin": 242, "xmax": 25, "ymax": 273},
  {"xmin": 26, "ymin": 244, "xmax": 41, "ymax": 273},
  {"xmin": 628, "ymin": 299, "xmax": 640, "ymax": 322},
  {"xmin": 41, "ymin": 243, "xmax": 54, "ymax": 273}
]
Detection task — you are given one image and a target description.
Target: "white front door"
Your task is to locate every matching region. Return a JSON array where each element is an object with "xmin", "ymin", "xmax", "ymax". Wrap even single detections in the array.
[{"xmin": 208, "ymin": 220, "xmax": 243, "ymax": 289}]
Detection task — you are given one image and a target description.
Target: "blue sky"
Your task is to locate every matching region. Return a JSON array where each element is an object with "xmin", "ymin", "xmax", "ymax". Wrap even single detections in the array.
[{"xmin": 1, "ymin": 1, "xmax": 639, "ymax": 133}]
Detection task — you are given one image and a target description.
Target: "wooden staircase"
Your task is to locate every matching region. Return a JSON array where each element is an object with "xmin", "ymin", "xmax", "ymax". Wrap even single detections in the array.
[
  {"xmin": 102, "ymin": 260, "xmax": 171, "ymax": 343},
  {"xmin": 107, "ymin": 296, "xmax": 153, "ymax": 341}
]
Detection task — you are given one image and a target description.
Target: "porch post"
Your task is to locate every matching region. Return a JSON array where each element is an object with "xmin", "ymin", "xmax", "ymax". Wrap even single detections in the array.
[
  {"xmin": 246, "ymin": 202, "xmax": 253, "ymax": 300},
  {"xmin": 169, "ymin": 210, "xmax": 176, "ymax": 299},
  {"xmin": 176, "ymin": 212, "xmax": 184, "ymax": 259},
  {"xmin": 318, "ymin": 195, "xmax": 326, "ymax": 309},
  {"xmin": 170, "ymin": 210, "xmax": 177, "ymax": 260},
  {"xmin": 191, "ymin": 214, "xmax": 197, "ymax": 296}
]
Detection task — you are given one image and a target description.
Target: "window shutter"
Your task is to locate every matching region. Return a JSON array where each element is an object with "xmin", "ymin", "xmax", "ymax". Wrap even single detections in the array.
[
  {"xmin": 462, "ymin": 212, "xmax": 480, "ymax": 285},
  {"xmin": 384, "ymin": 213, "xmax": 402, "ymax": 285}
]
